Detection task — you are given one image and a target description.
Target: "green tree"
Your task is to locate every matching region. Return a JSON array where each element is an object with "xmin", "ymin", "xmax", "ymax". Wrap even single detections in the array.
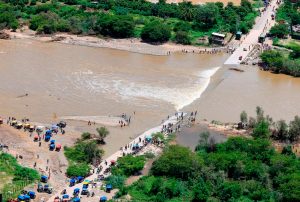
[
  {"xmin": 241, "ymin": 180, "xmax": 269, "ymax": 201},
  {"xmin": 255, "ymin": 106, "xmax": 264, "ymax": 123},
  {"xmin": 248, "ymin": 117, "xmax": 256, "ymax": 128},
  {"xmin": 269, "ymin": 154, "xmax": 296, "ymax": 178},
  {"xmin": 66, "ymin": 163, "xmax": 90, "ymax": 177},
  {"xmin": 151, "ymin": 145, "xmax": 203, "ymax": 179},
  {"xmin": 284, "ymin": 59, "xmax": 300, "ymax": 77},
  {"xmin": 173, "ymin": 21, "xmax": 191, "ymax": 32},
  {"xmin": 288, "ymin": 116, "xmax": 300, "ymax": 142},
  {"xmin": 175, "ymin": 31, "xmax": 191, "ymax": 45},
  {"xmin": 97, "ymin": 15, "xmax": 135, "ymax": 38},
  {"xmin": 178, "ymin": 1, "xmax": 195, "ymax": 21},
  {"xmin": 194, "ymin": 3, "xmax": 219, "ymax": 30},
  {"xmin": 141, "ymin": 21, "xmax": 171, "ymax": 43},
  {"xmin": 252, "ymin": 120, "xmax": 270, "ymax": 139},
  {"xmin": 240, "ymin": 110, "xmax": 248, "ymax": 123},
  {"xmin": 68, "ymin": 16, "xmax": 84, "ymax": 34},
  {"xmin": 120, "ymin": 136, "xmax": 300, "ymax": 201},
  {"xmin": 290, "ymin": 46, "xmax": 300, "ymax": 59},
  {"xmin": 270, "ymin": 24, "xmax": 289, "ymax": 38},
  {"xmin": 112, "ymin": 15, "xmax": 135, "ymax": 38},
  {"xmin": 152, "ymin": 132, "xmax": 166, "ymax": 144},
  {"xmin": 81, "ymin": 132, "xmax": 91, "ymax": 140},
  {"xmin": 106, "ymin": 175, "xmax": 126, "ymax": 188},
  {"xmin": 96, "ymin": 127, "xmax": 109, "ymax": 144},
  {"xmin": 192, "ymin": 178, "xmax": 211, "ymax": 201},
  {"xmin": 30, "ymin": 12, "xmax": 59, "ymax": 34},
  {"xmin": 64, "ymin": 140, "xmax": 104, "ymax": 163},
  {"xmin": 218, "ymin": 181, "xmax": 242, "ymax": 201},
  {"xmin": 281, "ymin": 145, "xmax": 295, "ymax": 157},
  {"xmin": 260, "ymin": 50, "xmax": 284, "ymax": 72},
  {"xmin": 112, "ymin": 155, "xmax": 146, "ymax": 176},
  {"xmin": 273, "ymin": 120, "xmax": 289, "ymax": 141},
  {"xmin": 278, "ymin": 173, "xmax": 300, "ymax": 201},
  {"xmin": 240, "ymin": 0, "xmax": 252, "ymax": 13},
  {"xmin": 195, "ymin": 131, "xmax": 210, "ymax": 152}
]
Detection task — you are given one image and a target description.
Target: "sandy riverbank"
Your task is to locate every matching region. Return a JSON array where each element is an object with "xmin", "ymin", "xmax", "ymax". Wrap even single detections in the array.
[
  {"xmin": 61, "ymin": 115, "xmax": 128, "ymax": 127},
  {"xmin": 0, "ymin": 124, "xmax": 72, "ymax": 201},
  {"xmin": 4, "ymin": 29, "xmax": 228, "ymax": 56}
]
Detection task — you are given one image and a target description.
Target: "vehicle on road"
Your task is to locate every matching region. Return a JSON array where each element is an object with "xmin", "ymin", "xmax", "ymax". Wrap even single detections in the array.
[
  {"xmin": 258, "ymin": 35, "xmax": 266, "ymax": 43},
  {"xmin": 43, "ymin": 184, "xmax": 53, "ymax": 194},
  {"xmin": 41, "ymin": 175, "xmax": 48, "ymax": 183}
]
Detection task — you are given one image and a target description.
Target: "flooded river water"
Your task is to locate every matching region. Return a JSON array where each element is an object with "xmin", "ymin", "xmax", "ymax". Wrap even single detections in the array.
[
  {"xmin": 0, "ymin": 39, "xmax": 226, "ymax": 121},
  {"xmin": 1, "ymin": 39, "xmax": 300, "ymax": 154}
]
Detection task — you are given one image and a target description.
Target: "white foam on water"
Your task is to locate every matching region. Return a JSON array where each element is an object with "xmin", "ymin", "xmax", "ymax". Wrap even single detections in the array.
[
  {"xmin": 113, "ymin": 66, "xmax": 220, "ymax": 110},
  {"xmin": 67, "ymin": 66, "xmax": 220, "ymax": 110}
]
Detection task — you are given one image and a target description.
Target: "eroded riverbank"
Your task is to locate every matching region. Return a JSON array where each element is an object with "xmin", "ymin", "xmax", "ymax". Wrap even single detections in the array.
[{"xmin": 4, "ymin": 29, "xmax": 228, "ymax": 56}]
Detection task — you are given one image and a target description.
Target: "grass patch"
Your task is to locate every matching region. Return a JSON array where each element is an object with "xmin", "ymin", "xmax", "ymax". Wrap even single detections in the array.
[
  {"xmin": 64, "ymin": 134, "xmax": 104, "ymax": 177},
  {"xmin": 0, "ymin": 153, "xmax": 40, "ymax": 201},
  {"xmin": 273, "ymin": 38, "xmax": 300, "ymax": 50}
]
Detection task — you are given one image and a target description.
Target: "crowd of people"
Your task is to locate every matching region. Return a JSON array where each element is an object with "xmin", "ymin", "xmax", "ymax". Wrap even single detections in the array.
[
  {"xmin": 2, "ymin": 116, "xmax": 67, "ymax": 181},
  {"xmin": 180, "ymin": 47, "xmax": 229, "ymax": 55}
]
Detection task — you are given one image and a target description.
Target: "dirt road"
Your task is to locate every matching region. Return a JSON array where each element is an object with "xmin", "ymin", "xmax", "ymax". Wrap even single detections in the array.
[{"xmin": 0, "ymin": 124, "xmax": 71, "ymax": 201}]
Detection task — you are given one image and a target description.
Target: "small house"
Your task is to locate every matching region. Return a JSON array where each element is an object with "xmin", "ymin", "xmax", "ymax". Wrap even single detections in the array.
[{"xmin": 210, "ymin": 32, "xmax": 226, "ymax": 45}]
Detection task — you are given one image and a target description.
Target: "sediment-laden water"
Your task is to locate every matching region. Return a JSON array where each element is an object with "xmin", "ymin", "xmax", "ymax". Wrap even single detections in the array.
[
  {"xmin": 1, "ymin": 39, "xmax": 300, "ymax": 154},
  {"xmin": 0, "ymin": 39, "xmax": 227, "ymax": 122}
]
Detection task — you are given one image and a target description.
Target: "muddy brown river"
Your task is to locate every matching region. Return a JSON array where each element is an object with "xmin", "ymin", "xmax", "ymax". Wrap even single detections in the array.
[
  {"xmin": 0, "ymin": 39, "xmax": 227, "ymax": 121},
  {"xmin": 1, "ymin": 39, "xmax": 300, "ymax": 154}
]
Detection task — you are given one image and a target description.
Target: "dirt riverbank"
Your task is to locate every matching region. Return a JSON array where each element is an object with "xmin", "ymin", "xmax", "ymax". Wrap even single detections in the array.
[
  {"xmin": 4, "ymin": 28, "xmax": 228, "ymax": 56},
  {"xmin": 0, "ymin": 124, "xmax": 75, "ymax": 201}
]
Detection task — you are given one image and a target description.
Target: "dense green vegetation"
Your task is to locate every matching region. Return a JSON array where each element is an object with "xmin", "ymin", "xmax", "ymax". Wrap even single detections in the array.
[
  {"xmin": 239, "ymin": 106, "xmax": 300, "ymax": 142},
  {"xmin": 0, "ymin": 0, "xmax": 258, "ymax": 44},
  {"xmin": 0, "ymin": 153, "xmax": 39, "ymax": 200},
  {"xmin": 104, "ymin": 155, "xmax": 146, "ymax": 197},
  {"xmin": 261, "ymin": 0, "xmax": 300, "ymax": 76},
  {"xmin": 119, "ymin": 138, "xmax": 300, "ymax": 201},
  {"xmin": 112, "ymin": 155, "xmax": 146, "ymax": 177},
  {"xmin": 274, "ymin": 0, "xmax": 300, "ymax": 39},
  {"xmin": 114, "ymin": 105, "xmax": 300, "ymax": 201},
  {"xmin": 260, "ymin": 49, "xmax": 300, "ymax": 77},
  {"xmin": 64, "ymin": 132, "xmax": 104, "ymax": 177},
  {"xmin": 66, "ymin": 163, "xmax": 90, "ymax": 177},
  {"xmin": 141, "ymin": 21, "xmax": 171, "ymax": 43}
]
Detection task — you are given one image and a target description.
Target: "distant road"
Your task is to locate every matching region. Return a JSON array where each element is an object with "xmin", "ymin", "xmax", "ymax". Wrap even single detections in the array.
[{"xmin": 224, "ymin": 0, "xmax": 279, "ymax": 66}]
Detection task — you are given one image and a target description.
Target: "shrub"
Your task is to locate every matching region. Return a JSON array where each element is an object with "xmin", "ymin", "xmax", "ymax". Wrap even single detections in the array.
[
  {"xmin": 81, "ymin": 132, "xmax": 91, "ymax": 140},
  {"xmin": 175, "ymin": 31, "xmax": 191, "ymax": 45},
  {"xmin": 64, "ymin": 140, "xmax": 104, "ymax": 163},
  {"xmin": 106, "ymin": 175, "xmax": 126, "ymax": 188},
  {"xmin": 270, "ymin": 24, "xmax": 289, "ymax": 38},
  {"xmin": 14, "ymin": 166, "xmax": 39, "ymax": 181},
  {"xmin": 66, "ymin": 163, "xmax": 90, "ymax": 177},
  {"xmin": 112, "ymin": 155, "xmax": 146, "ymax": 176},
  {"xmin": 144, "ymin": 152, "xmax": 155, "ymax": 159},
  {"xmin": 95, "ymin": 14, "xmax": 134, "ymax": 38},
  {"xmin": 141, "ymin": 21, "xmax": 171, "ymax": 43},
  {"xmin": 151, "ymin": 145, "xmax": 203, "ymax": 179},
  {"xmin": 252, "ymin": 120, "xmax": 270, "ymax": 139}
]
